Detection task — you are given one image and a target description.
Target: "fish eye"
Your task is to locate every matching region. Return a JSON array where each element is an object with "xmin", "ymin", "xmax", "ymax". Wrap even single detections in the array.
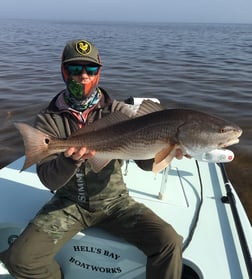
[{"xmin": 220, "ymin": 126, "xmax": 231, "ymax": 133}]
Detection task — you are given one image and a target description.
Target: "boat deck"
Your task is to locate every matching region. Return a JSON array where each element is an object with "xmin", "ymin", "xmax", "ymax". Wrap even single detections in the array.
[{"xmin": 0, "ymin": 157, "xmax": 251, "ymax": 278}]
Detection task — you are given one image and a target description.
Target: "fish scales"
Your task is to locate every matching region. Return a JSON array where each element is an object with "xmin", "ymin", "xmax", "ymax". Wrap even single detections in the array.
[{"xmin": 65, "ymin": 112, "xmax": 179, "ymax": 152}]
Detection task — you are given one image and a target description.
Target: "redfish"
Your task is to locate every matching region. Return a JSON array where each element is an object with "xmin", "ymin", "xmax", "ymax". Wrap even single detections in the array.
[{"xmin": 15, "ymin": 100, "xmax": 242, "ymax": 173}]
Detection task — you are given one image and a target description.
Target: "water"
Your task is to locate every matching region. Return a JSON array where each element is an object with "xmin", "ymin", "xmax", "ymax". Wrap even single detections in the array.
[{"xmin": 0, "ymin": 19, "xmax": 251, "ymax": 222}]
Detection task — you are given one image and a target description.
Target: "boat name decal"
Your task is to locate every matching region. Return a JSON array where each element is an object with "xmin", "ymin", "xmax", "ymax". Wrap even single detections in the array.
[
  {"xmin": 69, "ymin": 256, "xmax": 122, "ymax": 274},
  {"xmin": 73, "ymin": 245, "xmax": 120, "ymax": 260}
]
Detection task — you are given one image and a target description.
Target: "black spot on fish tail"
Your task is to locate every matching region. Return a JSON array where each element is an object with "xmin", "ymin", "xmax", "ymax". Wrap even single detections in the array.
[{"xmin": 14, "ymin": 122, "xmax": 52, "ymax": 171}]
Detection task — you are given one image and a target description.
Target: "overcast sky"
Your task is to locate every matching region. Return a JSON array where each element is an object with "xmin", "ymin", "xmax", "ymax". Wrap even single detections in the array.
[{"xmin": 1, "ymin": 0, "xmax": 252, "ymax": 24}]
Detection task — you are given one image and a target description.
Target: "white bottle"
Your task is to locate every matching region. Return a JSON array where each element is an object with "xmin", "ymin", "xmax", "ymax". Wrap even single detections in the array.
[{"xmin": 194, "ymin": 149, "xmax": 234, "ymax": 163}]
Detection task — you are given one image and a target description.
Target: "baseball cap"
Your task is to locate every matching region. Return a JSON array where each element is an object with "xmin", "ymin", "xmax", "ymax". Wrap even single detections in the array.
[{"xmin": 62, "ymin": 39, "xmax": 102, "ymax": 66}]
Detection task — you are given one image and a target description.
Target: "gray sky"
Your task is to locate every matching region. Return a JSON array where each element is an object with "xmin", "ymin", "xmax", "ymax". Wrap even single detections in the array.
[{"xmin": 1, "ymin": 0, "xmax": 252, "ymax": 24}]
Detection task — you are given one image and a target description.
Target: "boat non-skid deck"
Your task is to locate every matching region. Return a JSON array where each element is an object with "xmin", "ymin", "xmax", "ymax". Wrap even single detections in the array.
[{"xmin": 0, "ymin": 157, "xmax": 251, "ymax": 278}]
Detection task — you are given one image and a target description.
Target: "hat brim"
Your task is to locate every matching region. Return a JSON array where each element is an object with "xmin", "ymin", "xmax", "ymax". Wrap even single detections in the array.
[{"xmin": 63, "ymin": 57, "xmax": 102, "ymax": 66}]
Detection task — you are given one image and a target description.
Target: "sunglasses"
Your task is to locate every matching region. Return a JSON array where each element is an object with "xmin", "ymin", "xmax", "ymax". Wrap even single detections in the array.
[{"xmin": 65, "ymin": 64, "xmax": 100, "ymax": 76}]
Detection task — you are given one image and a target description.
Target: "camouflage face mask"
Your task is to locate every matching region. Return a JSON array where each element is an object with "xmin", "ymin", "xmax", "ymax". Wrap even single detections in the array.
[
  {"xmin": 65, "ymin": 80, "xmax": 101, "ymax": 111},
  {"xmin": 67, "ymin": 78, "xmax": 84, "ymax": 101}
]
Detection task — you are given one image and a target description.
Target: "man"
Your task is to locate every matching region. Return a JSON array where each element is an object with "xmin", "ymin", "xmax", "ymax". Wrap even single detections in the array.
[{"xmin": 0, "ymin": 39, "xmax": 183, "ymax": 279}]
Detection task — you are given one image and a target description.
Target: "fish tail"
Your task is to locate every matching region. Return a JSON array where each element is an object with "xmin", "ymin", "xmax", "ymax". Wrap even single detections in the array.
[{"xmin": 14, "ymin": 122, "xmax": 51, "ymax": 171}]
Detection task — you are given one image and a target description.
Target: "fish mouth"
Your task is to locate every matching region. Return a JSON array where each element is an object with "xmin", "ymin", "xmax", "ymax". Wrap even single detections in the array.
[
  {"xmin": 220, "ymin": 138, "xmax": 240, "ymax": 148},
  {"xmin": 219, "ymin": 128, "xmax": 242, "ymax": 148}
]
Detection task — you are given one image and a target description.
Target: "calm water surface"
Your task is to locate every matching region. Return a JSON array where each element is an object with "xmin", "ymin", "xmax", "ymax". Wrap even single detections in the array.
[{"xmin": 0, "ymin": 19, "xmax": 251, "ymax": 222}]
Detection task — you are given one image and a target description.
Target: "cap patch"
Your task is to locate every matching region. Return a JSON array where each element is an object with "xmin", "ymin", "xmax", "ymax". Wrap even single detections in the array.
[{"xmin": 76, "ymin": 40, "xmax": 91, "ymax": 56}]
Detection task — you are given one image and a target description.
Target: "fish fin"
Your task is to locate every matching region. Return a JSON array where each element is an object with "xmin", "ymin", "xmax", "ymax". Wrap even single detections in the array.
[
  {"xmin": 152, "ymin": 146, "xmax": 176, "ymax": 173},
  {"xmin": 136, "ymin": 100, "xmax": 165, "ymax": 117},
  {"xmin": 14, "ymin": 122, "xmax": 52, "ymax": 171},
  {"xmin": 152, "ymin": 159, "xmax": 172, "ymax": 173},
  {"xmin": 154, "ymin": 145, "xmax": 175, "ymax": 164},
  {"xmin": 71, "ymin": 100, "xmax": 163, "ymax": 137},
  {"xmin": 88, "ymin": 157, "xmax": 111, "ymax": 173},
  {"xmin": 70, "ymin": 112, "xmax": 130, "ymax": 137}
]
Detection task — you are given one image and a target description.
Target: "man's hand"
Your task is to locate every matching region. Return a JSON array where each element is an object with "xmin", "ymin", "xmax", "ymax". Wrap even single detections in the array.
[{"xmin": 64, "ymin": 147, "xmax": 96, "ymax": 162}]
